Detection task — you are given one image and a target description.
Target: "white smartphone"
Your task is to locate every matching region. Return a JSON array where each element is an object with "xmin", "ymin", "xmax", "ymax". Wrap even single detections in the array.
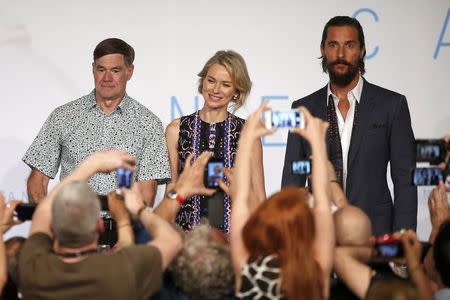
[{"xmin": 263, "ymin": 110, "xmax": 305, "ymax": 129}]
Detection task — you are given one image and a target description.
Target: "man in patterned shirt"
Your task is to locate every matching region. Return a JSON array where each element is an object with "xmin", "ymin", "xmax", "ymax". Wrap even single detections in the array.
[{"xmin": 23, "ymin": 38, "xmax": 171, "ymax": 208}]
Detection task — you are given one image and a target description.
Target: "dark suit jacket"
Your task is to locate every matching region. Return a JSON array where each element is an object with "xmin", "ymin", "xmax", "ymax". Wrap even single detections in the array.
[{"xmin": 281, "ymin": 79, "xmax": 417, "ymax": 236}]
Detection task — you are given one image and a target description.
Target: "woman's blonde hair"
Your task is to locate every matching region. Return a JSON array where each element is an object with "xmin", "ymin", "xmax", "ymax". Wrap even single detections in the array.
[{"xmin": 197, "ymin": 50, "xmax": 252, "ymax": 112}]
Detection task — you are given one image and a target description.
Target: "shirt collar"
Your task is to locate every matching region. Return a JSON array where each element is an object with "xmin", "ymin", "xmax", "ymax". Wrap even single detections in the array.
[
  {"xmin": 326, "ymin": 74, "xmax": 364, "ymax": 106},
  {"xmin": 84, "ymin": 89, "xmax": 129, "ymax": 114}
]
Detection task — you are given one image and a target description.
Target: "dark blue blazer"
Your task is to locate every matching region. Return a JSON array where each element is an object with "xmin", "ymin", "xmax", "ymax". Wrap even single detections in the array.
[{"xmin": 281, "ymin": 79, "xmax": 417, "ymax": 236}]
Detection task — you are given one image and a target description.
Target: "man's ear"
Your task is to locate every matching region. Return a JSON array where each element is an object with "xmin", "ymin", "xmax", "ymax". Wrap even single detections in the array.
[
  {"xmin": 320, "ymin": 45, "xmax": 325, "ymax": 57},
  {"xmin": 97, "ymin": 218, "xmax": 105, "ymax": 234},
  {"xmin": 126, "ymin": 64, "xmax": 134, "ymax": 81}
]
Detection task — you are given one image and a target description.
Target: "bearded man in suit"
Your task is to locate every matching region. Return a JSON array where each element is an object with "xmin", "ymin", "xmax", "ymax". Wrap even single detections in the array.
[{"xmin": 281, "ymin": 16, "xmax": 417, "ymax": 236}]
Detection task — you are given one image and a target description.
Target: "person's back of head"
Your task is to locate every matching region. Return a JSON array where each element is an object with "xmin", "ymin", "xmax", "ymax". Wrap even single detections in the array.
[
  {"xmin": 170, "ymin": 224, "xmax": 234, "ymax": 300},
  {"xmin": 334, "ymin": 205, "xmax": 372, "ymax": 246},
  {"xmin": 365, "ymin": 278, "xmax": 419, "ymax": 300},
  {"xmin": 51, "ymin": 181, "xmax": 100, "ymax": 248},
  {"xmin": 243, "ymin": 187, "xmax": 323, "ymax": 300},
  {"xmin": 433, "ymin": 219, "xmax": 450, "ymax": 287}
]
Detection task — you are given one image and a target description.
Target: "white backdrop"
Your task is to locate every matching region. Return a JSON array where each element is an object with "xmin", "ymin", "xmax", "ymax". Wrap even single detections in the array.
[{"xmin": 2, "ymin": 0, "xmax": 449, "ymax": 240}]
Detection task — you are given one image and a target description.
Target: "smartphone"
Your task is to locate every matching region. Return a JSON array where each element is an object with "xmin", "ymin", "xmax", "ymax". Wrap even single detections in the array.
[
  {"xmin": 204, "ymin": 158, "xmax": 224, "ymax": 190},
  {"xmin": 412, "ymin": 167, "xmax": 444, "ymax": 186},
  {"xmin": 117, "ymin": 168, "xmax": 133, "ymax": 189},
  {"xmin": 15, "ymin": 203, "xmax": 37, "ymax": 221},
  {"xmin": 374, "ymin": 234, "xmax": 404, "ymax": 259},
  {"xmin": 263, "ymin": 110, "xmax": 305, "ymax": 129},
  {"xmin": 291, "ymin": 159, "xmax": 312, "ymax": 175},
  {"xmin": 415, "ymin": 139, "xmax": 446, "ymax": 164}
]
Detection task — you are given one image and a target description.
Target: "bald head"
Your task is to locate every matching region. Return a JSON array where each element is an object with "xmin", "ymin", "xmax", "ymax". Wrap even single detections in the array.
[{"xmin": 334, "ymin": 206, "xmax": 372, "ymax": 246}]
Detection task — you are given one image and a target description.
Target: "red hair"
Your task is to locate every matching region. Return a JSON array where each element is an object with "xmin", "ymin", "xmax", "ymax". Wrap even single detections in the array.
[{"xmin": 242, "ymin": 187, "xmax": 323, "ymax": 300}]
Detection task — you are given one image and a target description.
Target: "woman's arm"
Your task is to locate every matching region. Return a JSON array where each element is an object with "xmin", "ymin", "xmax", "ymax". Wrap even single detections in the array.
[
  {"xmin": 291, "ymin": 107, "xmax": 334, "ymax": 298},
  {"xmin": 249, "ymin": 138, "xmax": 266, "ymax": 209},
  {"xmin": 165, "ymin": 118, "xmax": 181, "ymax": 183},
  {"xmin": 230, "ymin": 103, "xmax": 273, "ymax": 292}
]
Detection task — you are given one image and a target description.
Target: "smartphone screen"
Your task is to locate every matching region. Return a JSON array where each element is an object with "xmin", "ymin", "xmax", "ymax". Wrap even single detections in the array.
[
  {"xmin": 374, "ymin": 235, "xmax": 404, "ymax": 259},
  {"xmin": 412, "ymin": 167, "xmax": 444, "ymax": 186},
  {"xmin": 291, "ymin": 159, "xmax": 311, "ymax": 175},
  {"xmin": 205, "ymin": 159, "xmax": 224, "ymax": 189},
  {"xmin": 375, "ymin": 242, "xmax": 404, "ymax": 258},
  {"xmin": 415, "ymin": 139, "xmax": 446, "ymax": 164},
  {"xmin": 263, "ymin": 110, "xmax": 305, "ymax": 129},
  {"xmin": 117, "ymin": 168, "xmax": 133, "ymax": 189}
]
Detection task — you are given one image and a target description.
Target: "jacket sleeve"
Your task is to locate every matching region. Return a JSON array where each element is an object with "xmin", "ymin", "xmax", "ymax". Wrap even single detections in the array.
[{"xmin": 390, "ymin": 95, "xmax": 417, "ymax": 232}]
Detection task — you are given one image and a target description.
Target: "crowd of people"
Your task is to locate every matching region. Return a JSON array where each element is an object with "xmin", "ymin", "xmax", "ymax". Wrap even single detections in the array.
[{"xmin": 0, "ymin": 14, "xmax": 449, "ymax": 300}]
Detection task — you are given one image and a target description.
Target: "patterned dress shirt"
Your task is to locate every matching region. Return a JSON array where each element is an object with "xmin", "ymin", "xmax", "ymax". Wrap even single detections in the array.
[{"xmin": 23, "ymin": 90, "xmax": 171, "ymax": 194}]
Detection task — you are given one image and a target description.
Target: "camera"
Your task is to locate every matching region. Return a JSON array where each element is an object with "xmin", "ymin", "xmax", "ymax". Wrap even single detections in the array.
[
  {"xmin": 15, "ymin": 203, "xmax": 37, "ymax": 221},
  {"xmin": 291, "ymin": 159, "xmax": 312, "ymax": 175},
  {"xmin": 412, "ymin": 167, "xmax": 444, "ymax": 186},
  {"xmin": 263, "ymin": 110, "xmax": 305, "ymax": 129},
  {"xmin": 117, "ymin": 168, "xmax": 133, "ymax": 189},
  {"xmin": 204, "ymin": 158, "xmax": 224, "ymax": 190},
  {"xmin": 415, "ymin": 139, "xmax": 447, "ymax": 165},
  {"xmin": 373, "ymin": 234, "xmax": 404, "ymax": 259}
]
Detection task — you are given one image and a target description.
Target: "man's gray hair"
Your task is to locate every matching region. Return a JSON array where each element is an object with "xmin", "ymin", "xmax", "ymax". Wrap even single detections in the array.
[
  {"xmin": 171, "ymin": 224, "xmax": 234, "ymax": 300},
  {"xmin": 52, "ymin": 181, "xmax": 100, "ymax": 248}
]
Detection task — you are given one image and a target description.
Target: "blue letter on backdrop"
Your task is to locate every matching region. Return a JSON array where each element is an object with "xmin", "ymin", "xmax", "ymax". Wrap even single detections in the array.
[
  {"xmin": 170, "ymin": 96, "xmax": 200, "ymax": 120},
  {"xmin": 434, "ymin": 8, "xmax": 450, "ymax": 59},
  {"xmin": 352, "ymin": 8, "xmax": 379, "ymax": 59}
]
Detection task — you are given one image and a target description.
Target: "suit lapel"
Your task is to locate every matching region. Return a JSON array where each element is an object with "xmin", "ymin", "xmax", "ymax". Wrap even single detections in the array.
[
  {"xmin": 314, "ymin": 86, "xmax": 330, "ymax": 158},
  {"xmin": 314, "ymin": 86, "xmax": 328, "ymax": 121},
  {"xmin": 347, "ymin": 80, "xmax": 376, "ymax": 173}
]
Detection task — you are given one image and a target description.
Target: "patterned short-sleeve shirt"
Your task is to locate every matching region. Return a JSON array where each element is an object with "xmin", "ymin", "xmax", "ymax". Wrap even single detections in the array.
[{"xmin": 23, "ymin": 90, "xmax": 171, "ymax": 194}]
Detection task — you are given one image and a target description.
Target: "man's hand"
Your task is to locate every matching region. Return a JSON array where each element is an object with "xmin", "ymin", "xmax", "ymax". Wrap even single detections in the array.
[
  {"xmin": 84, "ymin": 150, "xmax": 136, "ymax": 174},
  {"xmin": 107, "ymin": 191, "xmax": 130, "ymax": 226},
  {"xmin": 428, "ymin": 181, "xmax": 450, "ymax": 243},
  {"xmin": 174, "ymin": 152, "xmax": 216, "ymax": 199},
  {"xmin": 122, "ymin": 185, "xmax": 146, "ymax": 216},
  {"xmin": 401, "ymin": 230, "xmax": 422, "ymax": 270}
]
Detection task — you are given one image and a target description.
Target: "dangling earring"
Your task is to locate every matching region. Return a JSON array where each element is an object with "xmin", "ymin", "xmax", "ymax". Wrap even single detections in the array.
[{"xmin": 232, "ymin": 94, "xmax": 238, "ymax": 101}]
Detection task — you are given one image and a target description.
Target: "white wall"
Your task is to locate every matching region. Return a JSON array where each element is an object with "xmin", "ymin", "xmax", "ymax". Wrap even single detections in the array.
[{"xmin": 1, "ymin": 0, "xmax": 449, "ymax": 239}]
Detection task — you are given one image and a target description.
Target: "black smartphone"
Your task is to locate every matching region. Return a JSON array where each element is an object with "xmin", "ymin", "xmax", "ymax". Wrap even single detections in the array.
[
  {"xmin": 117, "ymin": 168, "xmax": 133, "ymax": 189},
  {"xmin": 415, "ymin": 139, "xmax": 446, "ymax": 164},
  {"xmin": 412, "ymin": 167, "xmax": 444, "ymax": 186},
  {"xmin": 204, "ymin": 158, "xmax": 224, "ymax": 190},
  {"xmin": 291, "ymin": 159, "xmax": 312, "ymax": 175},
  {"xmin": 374, "ymin": 235, "xmax": 404, "ymax": 259},
  {"xmin": 15, "ymin": 203, "xmax": 37, "ymax": 221}
]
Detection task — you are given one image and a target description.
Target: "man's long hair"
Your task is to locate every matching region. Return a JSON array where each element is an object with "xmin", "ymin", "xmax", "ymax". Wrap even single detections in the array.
[{"xmin": 320, "ymin": 16, "xmax": 366, "ymax": 75}]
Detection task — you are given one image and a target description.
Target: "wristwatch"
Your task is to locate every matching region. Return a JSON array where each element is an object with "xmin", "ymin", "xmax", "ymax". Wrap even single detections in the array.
[{"xmin": 167, "ymin": 190, "xmax": 184, "ymax": 205}]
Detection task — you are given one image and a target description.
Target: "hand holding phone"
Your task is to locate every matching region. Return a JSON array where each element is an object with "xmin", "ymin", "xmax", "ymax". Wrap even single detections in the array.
[{"xmin": 204, "ymin": 158, "xmax": 224, "ymax": 190}]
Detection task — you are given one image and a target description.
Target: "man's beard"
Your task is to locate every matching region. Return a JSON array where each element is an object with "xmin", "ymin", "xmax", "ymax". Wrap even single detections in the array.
[{"xmin": 324, "ymin": 57, "xmax": 360, "ymax": 87}]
